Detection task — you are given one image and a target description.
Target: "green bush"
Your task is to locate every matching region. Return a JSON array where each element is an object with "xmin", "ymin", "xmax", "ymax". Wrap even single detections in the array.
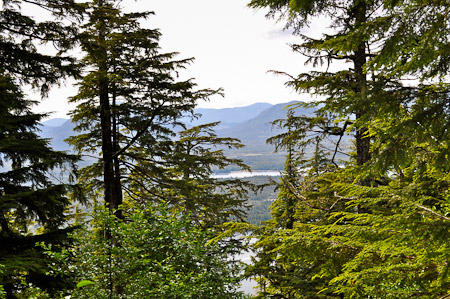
[{"xmin": 44, "ymin": 204, "xmax": 249, "ymax": 299}]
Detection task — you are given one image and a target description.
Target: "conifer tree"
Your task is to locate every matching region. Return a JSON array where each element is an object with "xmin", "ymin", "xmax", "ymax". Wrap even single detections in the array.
[
  {"xmin": 266, "ymin": 110, "xmax": 305, "ymax": 230},
  {"xmin": 325, "ymin": 2, "xmax": 450, "ymax": 296},
  {"xmin": 64, "ymin": 2, "xmax": 253, "ymax": 295},
  {"xmin": 68, "ymin": 0, "xmax": 209, "ymax": 215},
  {"xmin": 129, "ymin": 122, "xmax": 253, "ymax": 227},
  {"xmin": 69, "ymin": 0, "xmax": 252, "ymax": 225},
  {"xmin": 0, "ymin": 76, "xmax": 78, "ymax": 298},
  {"xmin": 0, "ymin": 1, "xmax": 81, "ymax": 296},
  {"xmin": 246, "ymin": 1, "xmax": 450, "ymax": 297}
]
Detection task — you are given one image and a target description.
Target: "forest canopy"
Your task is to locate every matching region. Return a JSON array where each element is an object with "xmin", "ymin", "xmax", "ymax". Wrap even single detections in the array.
[{"xmin": 2, "ymin": 0, "xmax": 450, "ymax": 298}]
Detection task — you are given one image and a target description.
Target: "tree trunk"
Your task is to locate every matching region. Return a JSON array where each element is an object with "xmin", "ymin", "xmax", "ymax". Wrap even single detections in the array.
[
  {"xmin": 98, "ymin": 0, "xmax": 122, "ymax": 217},
  {"xmin": 353, "ymin": 0, "xmax": 371, "ymax": 168}
]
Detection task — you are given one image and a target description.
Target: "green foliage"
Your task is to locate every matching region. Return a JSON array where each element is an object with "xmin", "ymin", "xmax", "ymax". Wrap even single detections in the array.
[
  {"xmin": 247, "ymin": 115, "xmax": 342, "ymax": 297},
  {"xmin": 67, "ymin": 0, "xmax": 252, "ymax": 226},
  {"xmin": 0, "ymin": 74, "xmax": 79, "ymax": 297},
  {"xmin": 0, "ymin": 0, "xmax": 81, "ymax": 95},
  {"xmin": 0, "ymin": 265, "xmax": 5, "ymax": 299},
  {"xmin": 128, "ymin": 122, "xmax": 254, "ymax": 227},
  {"xmin": 44, "ymin": 204, "xmax": 249, "ymax": 299},
  {"xmin": 0, "ymin": 1, "xmax": 82, "ymax": 296},
  {"xmin": 76, "ymin": 280, "xmax": 94, "ymax": 288},
  {"xmin": 246, "ymin": 1, "xmax": 450, "ymax": 298}
]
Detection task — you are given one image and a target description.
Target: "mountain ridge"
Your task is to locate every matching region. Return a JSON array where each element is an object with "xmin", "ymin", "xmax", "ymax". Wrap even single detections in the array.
[{"xmin": 39, "ymin": 101, "xmax": 312, "ymax": 170}]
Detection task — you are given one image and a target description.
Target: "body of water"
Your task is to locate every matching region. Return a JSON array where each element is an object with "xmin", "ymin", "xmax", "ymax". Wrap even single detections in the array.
[{"xmin": 212, "ymin": 170, "xmax": 281, "ymax": 179}]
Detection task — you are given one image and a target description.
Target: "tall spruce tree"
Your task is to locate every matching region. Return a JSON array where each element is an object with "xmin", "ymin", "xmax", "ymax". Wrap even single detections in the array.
[
  {"xmin": 68, "ymin": 0, "xmax": 210, "ymax": 215},
  {"xmin": 0, "ymin": 0, "xmax": 81, "ymax": 296},
  {"xmin": 69, "ymin": 0, "xmax": 252, "ymax": 225},
  {"xmin": 64, "ymin": 2, "xmax": 253, "ymax": 296},
  {"xmin": 245, "ymin": 1, "xmax": 383, "ymax": 296},
  {"xmin": 325, "ymin": 2, "xmax": 450, "ymax": 296},
  {"xmin": 0, "ymin": 76, "xmax": 78, "ymax": 298}
]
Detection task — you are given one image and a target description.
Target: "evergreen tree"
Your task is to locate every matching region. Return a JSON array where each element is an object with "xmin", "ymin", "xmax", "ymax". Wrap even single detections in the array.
[
  {"xmin": 0, "ymin": 0, "xmax": 81, "ymax": 297},
  {"xmin": 69, "ymin": 0, "xmax": 252, "ymax": 225},
  {"xmin": 245, "ymin": 1, "xmax": 450, "ymax": 297},
  {"xmin": 65, "ymin": 1, "xmax": 254, "ymax": 296},
  {"xmin": 0, "ymin": 77, "xmax": 78, "ymax": 297},
  {"xmin": 266, "ymin": 110, "xmax": 305, "ymax": 230},
  {"xmin": 68, "ymin": 0, "xmax": 213, "ymax": 212},
  {"xmin": 325, "ymin": 3, "xmax": 450, "ymax": 296}
]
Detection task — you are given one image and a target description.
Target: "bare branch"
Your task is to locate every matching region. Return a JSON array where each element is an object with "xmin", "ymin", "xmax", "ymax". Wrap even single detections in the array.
[
  {"xmin": 414, "ymin": 204, "xmax": 450, "ymax": 221},
  {"xmin": 331, "ymin": 121, "xmax": 350, "ymax": 166}
]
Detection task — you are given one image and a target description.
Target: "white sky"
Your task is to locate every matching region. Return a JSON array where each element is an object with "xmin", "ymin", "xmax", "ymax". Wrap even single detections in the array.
[{"xmin": 34, "ymin": 0, "xmax": 324, "ymax": 119}]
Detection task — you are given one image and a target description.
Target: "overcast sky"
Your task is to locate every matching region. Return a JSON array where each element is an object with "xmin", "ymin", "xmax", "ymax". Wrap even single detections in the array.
[{"xmin": 34, "ymin": 0, "xmax": 321, "ymax": 119}]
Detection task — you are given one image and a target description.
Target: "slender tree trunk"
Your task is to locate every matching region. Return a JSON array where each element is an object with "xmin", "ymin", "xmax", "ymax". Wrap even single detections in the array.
[
  {"xmin": 112, "ymin": 78, "xmax": 123, "ymax": 218},
  {"xmin": 99, "ymin": 63, "xmax": 116, "ymax": 211},
  {"xmin": 285, "ymin": 138, "xmax": 295, "ymax": 230},
  {"xmin": 353, "ymin": 0, "xmax": 371, "ymax": 167},
  {"xmin": 97, "ymin": 0, "xmax": 122, "ymax": 217}
]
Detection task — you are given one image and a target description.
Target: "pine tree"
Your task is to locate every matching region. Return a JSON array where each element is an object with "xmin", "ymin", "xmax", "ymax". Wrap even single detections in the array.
[
  {"xmin": 324, "ymin": 2, "xmax": 450, "ymax": 296},
  {"xmin": 68, "ymin": 0, "xmax": 211, "ymax": 212},
  {"xmin": 0, "ymin": 76, "xmax": 79, "ymax": 297},
  {"xmin": 66, "ymin": 1, "xmax": 254, "ymax": 296},
  {"xmin": 244, "ymin": 0, "xmax": 380, "ymax": 297}
]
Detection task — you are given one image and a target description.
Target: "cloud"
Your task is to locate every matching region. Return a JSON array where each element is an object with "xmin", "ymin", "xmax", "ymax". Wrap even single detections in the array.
[
  {"xmin": 264, "ymin": 16, "xmax": 333, "ymax": 40},
  {"xmin": 265, "ymin": 28, "xmax": 296, "ymax": 39}
]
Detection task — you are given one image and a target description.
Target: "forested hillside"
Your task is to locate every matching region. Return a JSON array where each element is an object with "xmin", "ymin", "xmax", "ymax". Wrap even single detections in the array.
[{"xmin": 2, "ymin": 0, "xmax": 450, "ymax": 298}]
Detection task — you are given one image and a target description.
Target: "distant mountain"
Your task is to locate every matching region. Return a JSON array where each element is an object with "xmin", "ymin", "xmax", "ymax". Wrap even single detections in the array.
[
  {"xmin": 41, "ymin": 118, "xmax": 70, "ymax": 127},
  {"xmin": 220, "ymin": 101, "xmax": 311, "ymax": 142},
  {"xmin": 217, "ymin": 101, "xmax": 314, "ymax": 170},
  {"xmin": 40, "ymin": 119, "xmax": 76, "ymax": 151},
  {"xmin": 191, "ymin": 102, "xmax": 273, "ymax": 129},
  {"xmin": 38, "ymin": 101, "xmax": 320, "ymax": 170}
]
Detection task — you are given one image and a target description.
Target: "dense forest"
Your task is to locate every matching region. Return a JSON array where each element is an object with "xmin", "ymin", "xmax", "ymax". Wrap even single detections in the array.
[{"xmin": 2, "ymin": 0, "xmax": 450, "ymax": 298}]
